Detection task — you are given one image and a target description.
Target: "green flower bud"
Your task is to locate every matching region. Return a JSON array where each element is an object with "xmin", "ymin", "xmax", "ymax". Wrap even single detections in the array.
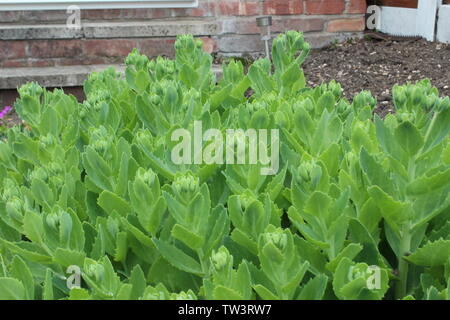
[
  {"xmin": 29, "ymin": 167, "xmax": 48, "ymax": 182},
  {"xmin": 426, "ymin": 94, "xmax": 439, "ymax": 111},
  {"xmin": 6, "ymin": 197, "xmax": 24, "ymax": 221},
  {"xmin": 48, "ymin": 162, "xmax": 63, "ymax": 175},
  {"xmin": 18, "ymin": 82, "xmax": 43, "ymax": 98},
  {"xmin": 328, "ymin": 80, "xmax": 342, "ymax": 99},
  {"xmin": 303, "ymin": 42, "xmax": 311, "ymax": 53},
  {"xmin": 393, "ymin": 86, "xmax": 406, "ymax": 109},
  {"xmin": 239, "ymin": 192, "xmax": 256, "ymax": 211},
  {"xmin": 2, "ymin": 179, "xmax": 20, "ymax": 200},
  {"xmin": 211, "ymin": 248, "xmax": 230, "ymax": 271},
  {"xmin": 302, "ymin": 98, "xmax": 314, "ymax": 113},
  {"xmin": 397, "ymin": 112, "xmax": 415, "ymax": 123},
  {"xmin": 136, "ymin": 129, "xmax": 153, "ymax": 146},
  {"xmin": 39, "ymin": 134, "xmax": 54, "ymax": 148},
  {"xmin": 173, "ymin": 172, "xmax": 199, "ymax": 195},
  {"xmin": 172, "ymin": 291, "xmax": 196, "ymax": 300},
  {"xmin": 45, "ymin": 213, "xmax": 60, "ymax": 230},
  {"xmin": 264, "ymin": 230, "xmax": 287, "ymax": 251},
  {"xmin": 337, "ymin": 100, "xmax": 350, "ymax": 115},
  {"xmin": 297, "ymin": 160, "xmax": 316, "ymax": 182},
  {"xmin": 86, "ymin": 263, "xmax": 105, "ymax": 282},
  {"xmin": 137, "ymin": 168, "xmax": 156, "ymax": 186},
  {"xmin": 411, "ymin": 87, "xmax": 424, "ymax": 106},
  {"xmin": 275, "ymin": 111, "xmax": 289, "ymax": 129},
  {"xmin": 79, "ymin": 107, "xmax": 87, "ymax": 119},
  {"xmin": 437, "ymin": 97, "xmax": 450, "ymax": 112},
  {"xmin": 150, "ymin": 95, "xmax": 161, "ymax": 105},
  {"xmin": 92, "ymin": 139, "xmax": 109, "ymax": 153},
  {"xmin": 344, "ymin": 152, "xmax": 357, "ymax": 166}
]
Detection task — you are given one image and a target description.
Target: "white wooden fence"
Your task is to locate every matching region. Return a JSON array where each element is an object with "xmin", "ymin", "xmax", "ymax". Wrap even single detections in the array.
[{"xmin": 379, "ymin": 0, "xmax": 450, "ymax": 43}]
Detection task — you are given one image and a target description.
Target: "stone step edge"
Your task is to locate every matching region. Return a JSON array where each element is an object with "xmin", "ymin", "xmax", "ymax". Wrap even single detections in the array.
[
  {"xmin": 0, "ymin": 63, "xmax": 223, "ymax": 90},
  {"xmin": 0, "ymin": 19, "xmax": 219, "ymax": 40}
]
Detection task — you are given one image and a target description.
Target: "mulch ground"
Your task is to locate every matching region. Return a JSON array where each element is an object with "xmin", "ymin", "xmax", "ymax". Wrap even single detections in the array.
[
  {"xmin": 303, "ymin": 33, "xmax": 450, "ymax": 116},
  {"xmin": 1, "ymin": 33, "xmax": 449, "ymax": 129}
]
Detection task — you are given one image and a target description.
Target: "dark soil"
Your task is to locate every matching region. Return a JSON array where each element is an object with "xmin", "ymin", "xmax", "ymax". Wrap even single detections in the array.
[{"xmin": 303, "ymin": 34, "xmax": 450, "ymax": 116}]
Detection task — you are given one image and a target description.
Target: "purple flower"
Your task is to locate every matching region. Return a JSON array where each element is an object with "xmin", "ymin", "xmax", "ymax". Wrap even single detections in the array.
[{"xmin": 0, "ymin": 106, "xmax": 12, "ymax": 119}]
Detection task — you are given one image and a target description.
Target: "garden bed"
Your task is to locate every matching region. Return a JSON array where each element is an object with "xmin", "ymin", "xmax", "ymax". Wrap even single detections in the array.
[{"xmin": 303, "ymin": 34, "xmax": 450, "ymax": 116}]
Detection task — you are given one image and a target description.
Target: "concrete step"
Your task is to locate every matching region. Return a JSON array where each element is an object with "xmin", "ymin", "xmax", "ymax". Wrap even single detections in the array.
[
  {"xmin": 0, "ymin": 19, "xmax": 219, "ymax": 40},
  {"xmin": 0, "ymin": 63, "xmax": 223, "ymax": 90}
]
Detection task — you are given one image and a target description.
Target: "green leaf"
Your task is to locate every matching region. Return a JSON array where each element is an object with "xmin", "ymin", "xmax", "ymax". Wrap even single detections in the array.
[
  {"xmin": 395, "ymin": 121, "xmax": 423, "ymax": 156},
  {"xmin": 368, "ymin": 186, "xmax": 409, "ymax": 235},
  {"xmin": 31, "ymin": 178, "xmax": 54, "ymax": 208},
  {"xmin": 253, "ymin": 284, "xmax": 279, "ymax": 300},
  {"xmin": 152, "ymin": 238, "xmax": 203, "ymax": 276},
  {"xmin": 422, "ymin": 108, "xmax": 450, "ymax": 153},
  {"xmin": 0, "ymin": 278, "xmax": 26, "ymax": 300},
  {"xmin": 98, "ymin": 191, "xmax": 132, "ymax": 217},
  {"xmin": 10, "ymin": 256, "xmax": 34, "ymax": 300},
  {"xmin": 53, "ymin": 248, "xmax": 86, "ymax": 268},
  {"xmin": 360, "ymin": 148, "xmax": 393, "ymax": 194},
  {"xmin": 171, "ymin": 224, "xmax": 204, "ymax": 251},
  {"xmin": 129, "ymin": 265, "xmax": 146, "ymax": 299},
  {"xmin": 82, "ymin": 147, "xmax": 114, "ymax": 192},
  {"xmin": 406, "ymin": 167, "xmax": 450, "ymax": 196},
  {"xmin": 68, "ymin": 288, "xmax": 90, "ymax": 300},
  {"xmin": 22, "ymin": 210, "xmax": 44, "ymax": 244},
  {"xmin": 43, "ymin": 269, "xmax": 54, "ymax": 300},
  {"xmin": 406, "ymin": 239, "xmax": 450, "ymax": 267},
  {"xmin": 297, "ymin": 274, "xmax": 328, "ymax": 300},
  {"xmin": 326, "ymin": 243, "xmax": 363, "ymax": 273},
  {"xmin": 213, "ymin": 286, "xmax": 243, "ymax": 300}
]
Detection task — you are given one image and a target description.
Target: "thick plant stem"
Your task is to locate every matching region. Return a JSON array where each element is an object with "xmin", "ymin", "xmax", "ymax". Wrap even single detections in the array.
[
  {"xmin": 395, "ymin": 226, "xmax": 411, "ymax": 299},
  {"xmin": 396, "ymin": 256, "xmax": 409, "ymax": 299}
]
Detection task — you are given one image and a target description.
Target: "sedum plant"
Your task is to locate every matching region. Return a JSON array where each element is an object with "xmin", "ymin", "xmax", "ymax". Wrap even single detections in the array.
[{"xmin": 0, "ymin": 31, "xmax": 449, "ymax": 300}]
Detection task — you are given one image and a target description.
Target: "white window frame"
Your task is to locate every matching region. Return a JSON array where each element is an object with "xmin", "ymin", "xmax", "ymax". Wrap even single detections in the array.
[{"xmin": 0, "ymin": 0, "xmax": 198, "ymax": 11}]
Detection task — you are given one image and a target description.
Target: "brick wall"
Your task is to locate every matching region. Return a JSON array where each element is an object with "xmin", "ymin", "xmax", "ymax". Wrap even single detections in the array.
[{"xmin": 0, "ymin": 0, "xmax": 367, "ymax": 69}]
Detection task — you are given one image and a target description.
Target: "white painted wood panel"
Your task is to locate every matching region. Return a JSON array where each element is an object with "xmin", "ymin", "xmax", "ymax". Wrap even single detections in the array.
[{"xmin": 0, "ymin": 0, "xmax": 198, "ymax": 10}]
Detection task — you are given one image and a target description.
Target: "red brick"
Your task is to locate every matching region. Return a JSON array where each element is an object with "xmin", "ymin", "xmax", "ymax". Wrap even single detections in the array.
[
  {"xmin": 198, "ymin": 1, "xmax": 218, "ymax": 16},
  {"xmin": 137, "ymin": 38, "xmax": 176, "ymax": 58},
  {"xmin": 83, "ymin": 9, "xmax": 122, "ymax": 20},
  {"xmin": 347, "ymin": 0, "xmax": 367, "ymax": 14},
  {"xmin": 83, "ymin": 39, "xmax": 137, "ymax": 58},
  {"xmin": 305, "ymin": 0, "xmax": 345, "ymax": 15},
  {"xmin": 28, "ymin": 40, "xmax": 83, "ymax": 59},
  {"xmin": 233, "ymin": 17, "xmax": 324, "ymax": 35},
  {"xmin": 218, "ymin": 1, "xmax": 240, "ymax": 15},
  {"xmin": 190, "ymin": 7, "xmax": 207, "ymax": 17},
  {"xmin": 0, "ymin": 11, "xmax": 25, "ymax": 23},
  {"xmin": 264, "ymin": 0, "xmax": 303, "ymax": 15},
  {"xmin": 0, "ymin": 41, "xmax": 26, "ymax": 60},
  {"xmin": 27, "ymin": 10, "xmax": 67, "ymax": 22},
  {"xmin": 30, "ymin": 59, "xmax": 55, "ymax": 67},
  {"xmin": 1, "ymin": 59, "xmax": 28, "ymax": 68},
  {"xmin": 233, "ymin": 20, "xmax": 261, "ymax": 34},
  {"xmin": 240, "ymin": 1, "xmax": 262, "ymax": 16},
  {"xmin": 55, "ymin": 57, "xmax": 111, "ymax": 66},
  {"xmin": 199, "ymin": 37, "xmax": 217, "ymax": 54},
  {"xmin": 326, "ymin": 17, "xmax": 365, "ymax": 32},
  {"xmin": 274, "ymin": 18, "xmax": 325, "ymax": 33}
]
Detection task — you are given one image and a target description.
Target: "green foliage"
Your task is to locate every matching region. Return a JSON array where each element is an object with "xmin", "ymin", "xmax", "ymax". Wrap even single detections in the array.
[{"xmin": 0, "ymin": 32, "xmax": 448, "ymax": 300}]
